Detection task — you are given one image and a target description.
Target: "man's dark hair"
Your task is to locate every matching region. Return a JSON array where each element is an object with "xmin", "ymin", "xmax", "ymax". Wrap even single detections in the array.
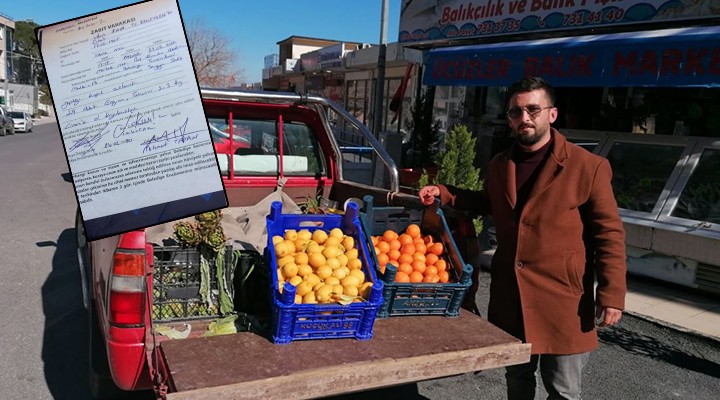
[{"xmin": 507, "ymin": 76, "xmax": 555, "ymax": 106}]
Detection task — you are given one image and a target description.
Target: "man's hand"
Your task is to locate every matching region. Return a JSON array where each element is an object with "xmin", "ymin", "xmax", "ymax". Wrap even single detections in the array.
[
  {"xmin": 595, "ymin": 305, "xmax": 622, "ymax": 327},
  {"xmin": 418, "ymin": 185, "xmax": 440, "ymax": 206}
]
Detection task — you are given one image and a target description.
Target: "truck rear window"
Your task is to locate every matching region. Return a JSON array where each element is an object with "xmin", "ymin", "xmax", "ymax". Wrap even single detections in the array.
[{"xmin": 210, "ymin": 117, "xmax": 325, "ymax": 177}]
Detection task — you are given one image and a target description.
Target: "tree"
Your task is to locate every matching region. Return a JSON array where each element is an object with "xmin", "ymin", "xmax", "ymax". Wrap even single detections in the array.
[
  {"xmin": 405, "ymin": 89, "xmax": 439, "ymax": 168},
  {"xmin": 186, "ymin": 18, "xmax": 244, "ymax": 87},
  {"xmin": 433, "ymin": 124, "xmax": 483, "ymax": 234}
]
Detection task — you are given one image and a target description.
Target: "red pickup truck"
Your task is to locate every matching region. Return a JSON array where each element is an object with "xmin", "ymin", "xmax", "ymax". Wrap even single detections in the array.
[{"xmin": 76, "ymin": 89, "xmax": 529, "ymax": 399}]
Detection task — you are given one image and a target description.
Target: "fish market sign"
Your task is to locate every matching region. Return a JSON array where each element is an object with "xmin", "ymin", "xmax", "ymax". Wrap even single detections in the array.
[{"xmin": 399, "ymin": 0, "xmax": 720, "ymax": 45}]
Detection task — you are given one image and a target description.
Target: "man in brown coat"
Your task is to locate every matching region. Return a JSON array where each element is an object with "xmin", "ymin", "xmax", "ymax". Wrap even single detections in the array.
[{"xmin": 420, "ymin": 76, "xmax": 626, "ymax": 400}]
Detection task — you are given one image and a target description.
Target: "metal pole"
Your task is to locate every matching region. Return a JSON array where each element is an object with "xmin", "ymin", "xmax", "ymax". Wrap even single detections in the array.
[{"xmin": 371, "ymin": 0, "xmax": 389, "ymax": 138}]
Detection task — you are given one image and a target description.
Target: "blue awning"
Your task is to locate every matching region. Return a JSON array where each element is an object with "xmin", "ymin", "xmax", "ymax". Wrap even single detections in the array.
[{"xmin": 424, "ymin": 26, "xmax": 720, "ymax": 87}]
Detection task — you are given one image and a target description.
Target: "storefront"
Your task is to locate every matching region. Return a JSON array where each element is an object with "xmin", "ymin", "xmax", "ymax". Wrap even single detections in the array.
[{"xmin": 399, "ymin": 0, "xmax": 720, "ymax": 293}]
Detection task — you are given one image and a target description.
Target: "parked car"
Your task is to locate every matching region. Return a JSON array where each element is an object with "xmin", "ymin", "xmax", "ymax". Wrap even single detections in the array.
[
  {"xmin": 9, "ymin": 111, "xmax": 33, "ymax": 133},
  {"xmin": 0, "ymin": 106, "xmax": 15, "ymax": 136}
]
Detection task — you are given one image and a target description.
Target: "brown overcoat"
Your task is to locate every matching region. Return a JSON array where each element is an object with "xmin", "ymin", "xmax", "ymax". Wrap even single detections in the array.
[{"xmin": 438, "ymin": 130, "xmax": 626, "ymax": 354}]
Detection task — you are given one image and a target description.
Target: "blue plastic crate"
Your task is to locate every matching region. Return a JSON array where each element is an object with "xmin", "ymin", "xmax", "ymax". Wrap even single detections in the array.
[
  {"xmin": 265, "ymin": 201, "xmax": 384, "ymax": 344},
  {"xmin": 360, "ymin": 195, "xmax": 473, "ymax": 318}
]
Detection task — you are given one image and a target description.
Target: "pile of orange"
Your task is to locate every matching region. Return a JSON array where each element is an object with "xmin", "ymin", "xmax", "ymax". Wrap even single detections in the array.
[{"xmin": 370, "ymin": 224, "xmax": 451, "ymax": 284}]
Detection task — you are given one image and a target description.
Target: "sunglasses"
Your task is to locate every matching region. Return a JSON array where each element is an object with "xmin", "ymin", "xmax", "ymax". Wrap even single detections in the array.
[{"xmin": 506, "ymin": 105, "xmax": 554, "ymax": 119}]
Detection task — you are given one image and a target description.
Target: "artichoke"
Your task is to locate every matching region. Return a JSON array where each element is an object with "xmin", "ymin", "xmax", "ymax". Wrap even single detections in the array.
[
  {"xmin": 206, "ymin": 228, "xmax": 227, "ymax": 253},
  {"xmin": 173, "ymin": 221, "xmax": 202, "ymax": 247},
  {"xmin": 195, "ymin": 210, "xmax": 222, "ymax": 226}
]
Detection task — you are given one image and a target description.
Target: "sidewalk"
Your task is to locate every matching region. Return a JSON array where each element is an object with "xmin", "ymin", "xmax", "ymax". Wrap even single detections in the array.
[{"xmin": 625, "ymin": 275, "xmax": 720, "ymax": 341}]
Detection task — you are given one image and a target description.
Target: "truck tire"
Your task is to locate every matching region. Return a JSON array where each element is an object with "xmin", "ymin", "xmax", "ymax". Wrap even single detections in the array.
[{"xmin": 89, "ymin": 302, "xmax": 127, "ymax": 399}]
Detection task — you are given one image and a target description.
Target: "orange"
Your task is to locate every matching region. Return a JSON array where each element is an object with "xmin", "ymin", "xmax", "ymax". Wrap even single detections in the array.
[
  {"xmin": 405, "ymin": 224, "xmax": 421, "ymax": 239},
  {"xmin": 413, "ymin": 237, "xmax": 425, "ymax": 246},
  {"xmin": 411, "ymin": 260, "xmax": 426, "ymax": 274},
  {"xmin": 395, "ymin": 271, "xmax": 410, "ymax": 283},
  {"xmin": 388, "ymin": 259, "xmax": 400, "ymax": 267},
  {"xmin": 388, "ymin": 249, "xmax": 401, "ymax": 261},
  {"xmin": 371, "ymin": 236, "xmax": 379, "ymax": 246},
  {"xmin": 428, "ymin": 242, "xmax": 444, "ymax": 256},
  {"xmin": 398, "ymin": 263, "xmax": 413, "ymax": 275},
  {"xmin": 412, "ymin": 253, "xmax": 426, "ymax": 263},
  {"xmin": 425, "ymin": 265, "xmax": 438, "ymax": 277},
  {"xmin": 398, "ymin": 233, "xmax": 413, "ymax": 246},
  {"xmin": 423, "ymin": 274, "xmax": 440, "ymax": 283},
  {"xmin": 382, "ymin": 230, "xmax": 399, "ymax": 242},
  {"xmin": 425, "ymin": 253, "xmax": 439, "ymax": 266},
  {"xmin": 438, "ymin": 270, "xmax": 449, "ymax": 283},
  {"xmin": 414, "ymin": 242, "xmax": 427, "ymax": 255},
  {"xmin": 409, "ymin": 271, "xmax": 424, "ymax": 283},
  {"xmin": 377, "ymin": 253, "xmax": 389, "ymax": 269},
  {"xmin": 376, "ymin": 241, "xmax": 390, "ymax": 254},
  {"xmin": 435, "ymin": 258, "xmax": 447, "ymax": 272},
  {"xmin": 400, "ymin": 243, "xmax": 416, "ymax": 255},
  {"xmin": 423, "ymin": 235, "xmax": 434, "ymax": 244},
  {"xmin": 397, "ymin": 253, "xmax": 414, "ymax": 265},
  {"xmin": 374, "ymin": 246, "xmax": 382, "ymax": 256},
  {"xmin": 388, "ymin": 239, "xmax": 401, "ymax": 251}
]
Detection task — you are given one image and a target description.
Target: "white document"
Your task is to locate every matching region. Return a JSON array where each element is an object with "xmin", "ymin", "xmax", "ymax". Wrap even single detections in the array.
[{"xmin": 38, "ymin": 0, "xmax": 227, "ymax": 240}]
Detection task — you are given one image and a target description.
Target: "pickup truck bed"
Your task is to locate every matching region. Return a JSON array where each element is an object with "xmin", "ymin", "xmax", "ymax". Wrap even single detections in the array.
[{"xmin": 161, "ymin": 310, "xmax": 530, "ymax": 399}]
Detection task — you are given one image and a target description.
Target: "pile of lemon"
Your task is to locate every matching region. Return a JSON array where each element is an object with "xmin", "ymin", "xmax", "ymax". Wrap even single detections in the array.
[{"xmin": 273, "ymin": 228, "xmax": 372, "ymax": 305}]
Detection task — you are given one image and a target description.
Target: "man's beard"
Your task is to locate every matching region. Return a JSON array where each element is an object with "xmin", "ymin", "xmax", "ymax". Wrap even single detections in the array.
[{"xmin": 512, "ymin": 126, "xmax": 547, "ymax": 147}]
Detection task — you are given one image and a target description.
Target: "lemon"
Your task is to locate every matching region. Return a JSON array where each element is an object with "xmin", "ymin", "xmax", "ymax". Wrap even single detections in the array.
[
  {"xmin": 338, "ymin": 254, "xmax": 349, "ymax": 268},
  {"xmin": 274, "ymin": 242, "xmax": 292, "ymax": 258},
  {"xmin": 294, "ymin": 239, "xmax": 309, "ymax": 253},
  {"xmin": 342, "ymin": 236, "xmax": 355, "ymax": 251},
  {"xmin": 297, "ymin": 264, "xmax": 313, "ymax": 277},
  {"xmin": 322, "ymin": 245, "xmax": 342, "ymax": 259},
  {"xmin": 282, "ymin": 262, "xmax": 299, "ymax": 279},
  {"xmin": 343, "ymin": 285, "xmax": 359, "ymax": 297},
  {"xmin": 284, "ymin": 229, "xmax": 298, "ymax": 241},
  {"xmin": 294, "ymin": 252, "xmax": 309, "ymax": 266},
  {"xmin": 312, "ymin": 229, "xmax": 329, "ymax": 244},
  {"xmin": 332, "ymin": 266, "xmax": 350, "ymax": 280},
  {"xmin": 294, "ymin": 294, "xmax": 302, "ymax": 304},
  {"xmin": 349, "ymin": 269, "xmax": 366, "ymax": 284},
  {"xmin": 308, "ymin": 252, "xmax": 326, "ymax": 269},
  {"xmin": 316, "ymin": 265, "xmax": 333, "ymax": 280},
  {"xmin": 303, "ymin": 273, "xmax": 321, "ymax": 288},
  {"xmin": 325, "ymin": 257, "xmax": 341, "ymax": 270},
  {"xmin": 324, "ymin": 277, "xmax": 340, "ymax": 286},
  {"xmin": 345, "ymin": 248, "xmax": 359, "ymax": 260},
  {"xmin": 313, "ymin": 282, "xmax": 326, "ymax": 291},
  {"xmin": 329, "ymin": 227, "xmax": 344, "ymax": 238},
  {"xmin": 289, "ymin": 275, "xmax": 303, "ymax": 286},
  {"xmin": 305, "ymin": 241, "xmax": 322, "ymax": 254},
  {"xmin": 297, "ymin": 229, "xmax": 312, "ymax": 241},
  {"xmin": 324, "ymin": 236, "xmax": 342, "ymax": 248},
  {"xmin": 347, "ymin": 258, "xmax": 362, "ymax": 270},
  {"xmin": 315, "ymin": 285, "xmax": 335, "ymax": 303},
  {"xmin": 359, "ymin": 282, "xmax": 373, "ymax": 299},
  {"xmin": 302, "ymin": 291, "xmax": 317, "ymax": 304},
  {"xmin": 332, "ymin": 284, "xmax": 345, "ymax": 296},
  {"xmin": 296, "ymin": 280, "xmax": 314, "ymax": 297},
  {"xmin": 341, "ymin": 275, "xmax": 361, "ymax": 288},
  {"xmin": 277, "ymin": 255, "xmax": 295, "ymax": 268},
  {"xmin": 272, "ymin": 235, "xmax": 284, "ymax": 245}
]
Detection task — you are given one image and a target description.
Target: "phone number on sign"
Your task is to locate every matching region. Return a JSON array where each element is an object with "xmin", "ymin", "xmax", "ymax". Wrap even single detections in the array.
[{"xmin": 563, "ymin": 8, "xmax": 626, "ymax": 26}]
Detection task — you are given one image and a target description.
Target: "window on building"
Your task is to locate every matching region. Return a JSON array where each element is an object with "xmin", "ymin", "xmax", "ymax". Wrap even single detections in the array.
[
  {"xmin": 606, "ymin": 141, "xmax": 685, "ymax": 213},
  {"xmin": 671, "ymin": 148, "xmax": 720, "ymax": 223}
]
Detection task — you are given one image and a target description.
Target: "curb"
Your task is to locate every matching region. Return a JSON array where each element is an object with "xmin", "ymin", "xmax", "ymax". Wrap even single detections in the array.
[{"xmin": 624, "ymin": 310, "xmax": 720, "ymax": 344}]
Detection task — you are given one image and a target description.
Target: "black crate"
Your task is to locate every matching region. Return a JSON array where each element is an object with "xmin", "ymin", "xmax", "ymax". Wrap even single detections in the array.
[{"xmin": 151, "ymin": 245, "xmax": 237, "ymax": 322}]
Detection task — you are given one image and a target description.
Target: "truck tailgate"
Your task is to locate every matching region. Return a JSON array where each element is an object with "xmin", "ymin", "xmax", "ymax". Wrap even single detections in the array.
[{"xmin": 162, "ymin": 310, "xmax": 530, "ymax": 399}]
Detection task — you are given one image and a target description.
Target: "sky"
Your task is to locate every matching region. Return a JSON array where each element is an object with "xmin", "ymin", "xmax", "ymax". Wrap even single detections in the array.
[{"xmin": 1, "ymin": 0, "xmax": 402, "ymax": 83}]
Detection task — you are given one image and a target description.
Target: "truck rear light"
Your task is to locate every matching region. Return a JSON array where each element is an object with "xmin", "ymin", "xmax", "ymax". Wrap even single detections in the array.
[{"xmin": 109, "ymin": 250, "xmax": 147, "ymax": 326}]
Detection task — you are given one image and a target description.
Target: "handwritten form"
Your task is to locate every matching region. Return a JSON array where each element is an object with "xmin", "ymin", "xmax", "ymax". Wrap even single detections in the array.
[{"xmin": 38, "ymin": 0, "xmax": 227, "ymax": 240}]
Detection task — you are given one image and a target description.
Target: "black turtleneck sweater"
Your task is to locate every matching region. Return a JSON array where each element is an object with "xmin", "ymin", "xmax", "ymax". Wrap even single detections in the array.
[{"xmin": 511, "ymin": 137, "xmax": 553, "ymax": 216}]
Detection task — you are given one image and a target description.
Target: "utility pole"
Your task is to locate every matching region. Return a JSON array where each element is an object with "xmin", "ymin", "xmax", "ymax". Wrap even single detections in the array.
[{"xmin": 371, "ymin": 0, "xmax": 389, "ymax": 138}]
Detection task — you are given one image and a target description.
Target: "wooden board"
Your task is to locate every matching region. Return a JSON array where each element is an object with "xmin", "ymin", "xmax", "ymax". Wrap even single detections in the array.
[{"xmin": 162, "ymin": 310, "xmax": 530, "ymax": 400}]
